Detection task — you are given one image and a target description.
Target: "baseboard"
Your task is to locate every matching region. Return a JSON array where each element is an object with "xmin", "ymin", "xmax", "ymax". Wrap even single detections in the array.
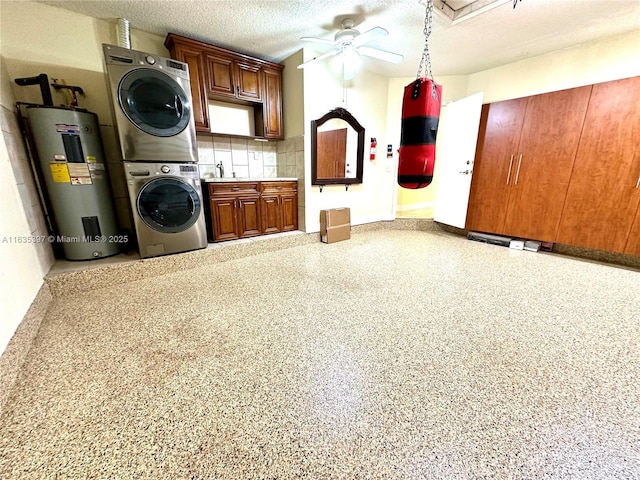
[{"xmin": 396, "ymin": 201, "xmax": 435, "ymax": 213}]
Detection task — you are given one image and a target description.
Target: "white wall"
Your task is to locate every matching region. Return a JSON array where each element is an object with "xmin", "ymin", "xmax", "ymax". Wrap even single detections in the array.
[
  {"xmin": 301, "ymin": 48, "xmax": 394, "ymax": 231},
  {"xmin": 0, "ymin": 1, "xmax": 167, "ymax": 356},
  {"xmin": 467, "ymin": 30, "xmax": 640, "ymax": 102},
  {"xmin": 1, "ymin": 1, "xmax": 168, "ymax": 233},
  {"xmin": 0, "ymin": 58, "xmax": 53, "ymax": 355},
  {"xmin": 388, "ymin": 29, "xmax": 640, "ymax": 216},
  {"xmin": 388, "ymin": 75, "xmax": 469, "ymax": 215}
]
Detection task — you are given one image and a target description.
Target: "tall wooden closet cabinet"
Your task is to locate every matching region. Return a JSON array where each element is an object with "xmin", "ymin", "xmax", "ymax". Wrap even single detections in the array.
[
  {"xmin": 467, "ymin": 86, "xmax": 592, "ymax": 242},
  {"xmin": 555, "ymin": 76, "xmax": 640, "ymax": 255},
  {"xmin": 466, "ymin": 76, "xmax": 640, "ymax": 255}
]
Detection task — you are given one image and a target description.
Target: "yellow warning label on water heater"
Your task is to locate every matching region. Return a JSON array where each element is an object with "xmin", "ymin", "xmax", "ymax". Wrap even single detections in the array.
[{"xmin": 50, "ymin": 162, "xmax": 70, "ymax": 183}]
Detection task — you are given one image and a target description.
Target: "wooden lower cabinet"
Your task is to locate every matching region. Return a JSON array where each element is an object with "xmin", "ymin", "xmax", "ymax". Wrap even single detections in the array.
[
  {"xmin": 206, "ymin": 181, "xmax": 297, "ymax": 242},
  {"xmin": 260, "ymin": 181, "xmax": 298, "ymax": 233},
  {"xmin": 208, "ymin": 182, "xmax": 261, "ymax": 241}
]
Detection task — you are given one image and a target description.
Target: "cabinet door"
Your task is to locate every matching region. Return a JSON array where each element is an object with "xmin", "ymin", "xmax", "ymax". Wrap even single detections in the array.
[
  {"xmin": 237, "ymin": 196, "xmax": 262, "ymax": 237},
  {"xmin": 502, "ymin": 85, "xmax": 592, "ymax": 241},
  {"xmin": 173, "ymin": 45, "xmax": 209, "ymax": 132},
  {"xmin": 206, "ymin": 54, "xmax": 236, "ymax": 98},
  {"xmin": 236, "ymin": 62, "xmax": 262, "ymax": 102},
  {"xmin": 466, "ymin": 98, "xmax": 527, "ymax": 233},
  {"xmin": 281, "ymin": 193, "xmax": 298, "ymax": 232},
  {"xmin": 261, "ymin": 67, "xmax": 283, "ymax": 139},
  {"xmin": 625, "ymin": 204, "xmax": 640, "ymax": 256},
  {"xmin": 260, "ymin": 195, "xmax": 281, "ymax": 234},
  {"xmin": 556, "ymin": 76, "xmax": 640, "ymax": 253},
  {"xmin": 211, "ymin": 197, "xmax": 239, "ymax": 241}
]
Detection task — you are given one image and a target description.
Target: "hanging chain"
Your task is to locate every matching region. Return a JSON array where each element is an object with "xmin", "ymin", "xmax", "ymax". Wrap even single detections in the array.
[{"xmin": 416, "ymin": 0, "xmax": 434, "ymax": 82}]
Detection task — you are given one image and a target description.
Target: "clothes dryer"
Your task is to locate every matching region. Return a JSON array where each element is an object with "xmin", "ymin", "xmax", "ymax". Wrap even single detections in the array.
[
  {"xmin": 104, "ymin": 44, "xmax": 198, "ymax": 163},
  {"xmin": 124, "ymin": 162, "xmax": 207, "ymax": 258}
]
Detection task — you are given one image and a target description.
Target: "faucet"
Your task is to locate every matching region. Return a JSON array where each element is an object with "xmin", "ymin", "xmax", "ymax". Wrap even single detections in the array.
[{"xmin": 216, "ymin": 162, "xmax": 224, "ymax": 178}]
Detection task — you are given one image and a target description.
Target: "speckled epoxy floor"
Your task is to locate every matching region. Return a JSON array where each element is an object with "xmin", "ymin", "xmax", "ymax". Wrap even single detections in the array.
[{"xmin": 1, "ymin": 230, "xmax": 639, "ymax": 479}]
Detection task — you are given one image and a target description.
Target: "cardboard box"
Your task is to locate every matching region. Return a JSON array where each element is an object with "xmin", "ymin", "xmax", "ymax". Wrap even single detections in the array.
[{"xmin": 320, "ymin": 208, "xmax": 351, "ymax": 243}]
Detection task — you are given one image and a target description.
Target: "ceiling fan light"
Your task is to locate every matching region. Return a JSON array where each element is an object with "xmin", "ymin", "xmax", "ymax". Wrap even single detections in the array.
[{"xmin": 342, "ymin": 47, "xmax": 361, "ymax": 80}]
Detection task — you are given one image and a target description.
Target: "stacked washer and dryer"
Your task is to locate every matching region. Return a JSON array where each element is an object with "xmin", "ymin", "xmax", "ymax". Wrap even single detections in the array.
[{"xmin": 103, "ymin": 43, "xmax": 207, "ymax": 258}]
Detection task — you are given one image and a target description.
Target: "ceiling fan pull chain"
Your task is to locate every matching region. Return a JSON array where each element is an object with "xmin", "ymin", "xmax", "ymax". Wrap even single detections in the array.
[{"xmin": 417, "ymin": 0, "xmax": 437, "ymax": 99}]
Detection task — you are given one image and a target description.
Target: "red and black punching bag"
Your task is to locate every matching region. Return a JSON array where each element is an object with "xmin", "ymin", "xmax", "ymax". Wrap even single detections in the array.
[{"xmin": 398, "ymin": 78, "xmax": 442, "ymax": 189}]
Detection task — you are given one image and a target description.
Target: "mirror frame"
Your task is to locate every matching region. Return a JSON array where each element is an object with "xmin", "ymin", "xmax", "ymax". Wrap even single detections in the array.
[{"xmin": 311, "ymin": 107, "xmax": 365, "ymax": 187}]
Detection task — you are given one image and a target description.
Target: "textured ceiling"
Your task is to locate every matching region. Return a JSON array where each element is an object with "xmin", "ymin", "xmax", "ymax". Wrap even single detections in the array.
[{"xmin": 35, "ymin": 0, "xmax": 640, "ymax": 77}]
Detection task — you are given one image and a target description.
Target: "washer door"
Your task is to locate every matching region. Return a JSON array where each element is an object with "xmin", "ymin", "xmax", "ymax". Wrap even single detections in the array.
[
  {"xmin": 137, "ymin": 178, "xmax": 201, "ymax": 233},
  {"xmin": 118, "ymin": 68, "xmax": 191, "ymax": 137}
]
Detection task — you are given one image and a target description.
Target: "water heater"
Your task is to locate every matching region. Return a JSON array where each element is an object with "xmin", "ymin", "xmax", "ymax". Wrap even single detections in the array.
[{"xmin": 28, "ymin": 106, "xmax": 120, "ymax": 260}]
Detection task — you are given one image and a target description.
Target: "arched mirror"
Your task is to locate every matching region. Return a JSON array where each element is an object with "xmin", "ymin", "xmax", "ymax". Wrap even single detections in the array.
[{"xmin": 311, "ymin": 108, "xmax": 365, "ymax": 188}]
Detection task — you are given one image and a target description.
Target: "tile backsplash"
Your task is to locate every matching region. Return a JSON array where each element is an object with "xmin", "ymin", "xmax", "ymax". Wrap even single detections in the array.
[{"xmin": 197, "ymin": 134, "xmax": 303, "ymax": 180}]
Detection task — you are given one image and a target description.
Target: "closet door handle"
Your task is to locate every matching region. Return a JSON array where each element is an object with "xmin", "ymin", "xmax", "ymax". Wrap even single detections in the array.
[
  {"xmin": 514, "ymin": 154, "xmax": 523, "ymax": 185},
  {"xmin": 635, "ymin": 176, "xmax": 640, "ymax": 189},
  {"xmin": 506, "ymin": 154, "xmax": 514, "ymax": 185}
]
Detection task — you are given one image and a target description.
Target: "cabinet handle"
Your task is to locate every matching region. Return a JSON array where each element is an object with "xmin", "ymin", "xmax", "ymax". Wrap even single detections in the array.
[
  {"xmin": 636, "ymin": 176, "xmax": 640, "ymax": 189},
  {"xmin": 514, "ymin": 153, "xmax": 523, "ymax": 185},
  {"xmin": 506, "ymin": 154, "xmax": 514, "ymax": 185}
]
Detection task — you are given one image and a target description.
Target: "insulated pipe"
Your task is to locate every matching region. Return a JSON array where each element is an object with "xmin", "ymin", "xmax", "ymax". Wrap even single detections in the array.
[{"xmin": 116, "ymin": 18, "xmax": 131, "ymax": 49}]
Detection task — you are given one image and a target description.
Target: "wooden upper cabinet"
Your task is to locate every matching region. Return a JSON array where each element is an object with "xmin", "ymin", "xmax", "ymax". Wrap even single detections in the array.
[
  {"xmin": 256, "ymin": 66, "xmax": 284, "ymax": 139},
  {"xmin": 205, "ymin": 54, "xmax": 235, "ymax": 98},
  {"xmin": 165, "ymin": 33, "xmax": 284, "ymax": 139},
  {"xmin": 168, "ymin": 43, "xmax": 209, "ymax": 131},
  {"xmin": 556, "ymin": 76, "xmax": 640, "ymax": 253},
  {"xmin": 205, "ymin": 53, "xmax": 263, "ymax": 102},
  {"xmin": 466, "ymin": 98, "xmax": 528, "ymax": 233},
  {"xmin": 236, "ymin": 61, "xmax": 262, "ymax": 101},
  {"xmin": 502, "ymin": 85, "xmax": 592, "ymax": 241}
]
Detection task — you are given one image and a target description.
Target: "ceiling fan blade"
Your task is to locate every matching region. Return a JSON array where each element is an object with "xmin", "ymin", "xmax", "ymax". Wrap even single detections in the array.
[
  {"xmin": 297, "ymin": 49, "xmax": 340, "ymax": 69},
  {"xmin": 357, "ymin": 46, "xmax": 403, "ymax": 64},
  {"xmin": 352, "ymin": 27, "xmax": 388, "ymax": 47},
  {"xmin": 300, "ymin": 36, "xmax": 336, "ymax": 46}
]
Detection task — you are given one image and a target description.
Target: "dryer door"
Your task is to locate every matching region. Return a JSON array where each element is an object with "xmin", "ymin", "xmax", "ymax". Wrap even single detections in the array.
[
  {"xmin": 137, "ymin": 178, "xmax": 201, "ymax": 233},
  {"xmin": 118, "ymin": 68, "xmax": 191, "ymax": 137}
]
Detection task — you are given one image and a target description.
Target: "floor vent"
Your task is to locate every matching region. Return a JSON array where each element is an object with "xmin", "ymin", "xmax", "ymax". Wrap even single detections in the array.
[{"xmin": 467, "ymin": 231, "xmax": 512, "ymax": 247}]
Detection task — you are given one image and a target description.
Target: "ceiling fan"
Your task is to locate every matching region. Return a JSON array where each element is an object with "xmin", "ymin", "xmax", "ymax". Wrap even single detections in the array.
[{"xmin": 297, "ymin": 19, "xmax": 404, "ymax": 71}]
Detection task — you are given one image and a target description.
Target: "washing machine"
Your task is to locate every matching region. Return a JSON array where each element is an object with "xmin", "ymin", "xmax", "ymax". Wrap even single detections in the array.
[
  {"xmin": 124, "ymin": 162, "xmax": 207, "ymax": 258},
  {"xmin": 103, "ymin": 43, "xmax": 198, "ymax": 163}
]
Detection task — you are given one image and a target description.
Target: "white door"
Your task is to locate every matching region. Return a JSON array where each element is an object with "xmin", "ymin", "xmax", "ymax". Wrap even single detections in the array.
[{"xmin": 433, "ymin": 92, "xmax": 484, "ymax": 228}]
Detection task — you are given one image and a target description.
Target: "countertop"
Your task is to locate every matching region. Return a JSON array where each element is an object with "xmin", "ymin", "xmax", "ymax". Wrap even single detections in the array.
[{"xmin": 202, "ymin": 177, "xmax": 298, "ymax": 182}]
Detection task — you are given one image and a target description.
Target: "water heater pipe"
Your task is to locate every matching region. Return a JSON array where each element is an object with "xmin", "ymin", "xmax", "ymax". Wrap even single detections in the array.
[{"xmin": 14, "ymin": 74, "xmax": 53, "ymax": 106}]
